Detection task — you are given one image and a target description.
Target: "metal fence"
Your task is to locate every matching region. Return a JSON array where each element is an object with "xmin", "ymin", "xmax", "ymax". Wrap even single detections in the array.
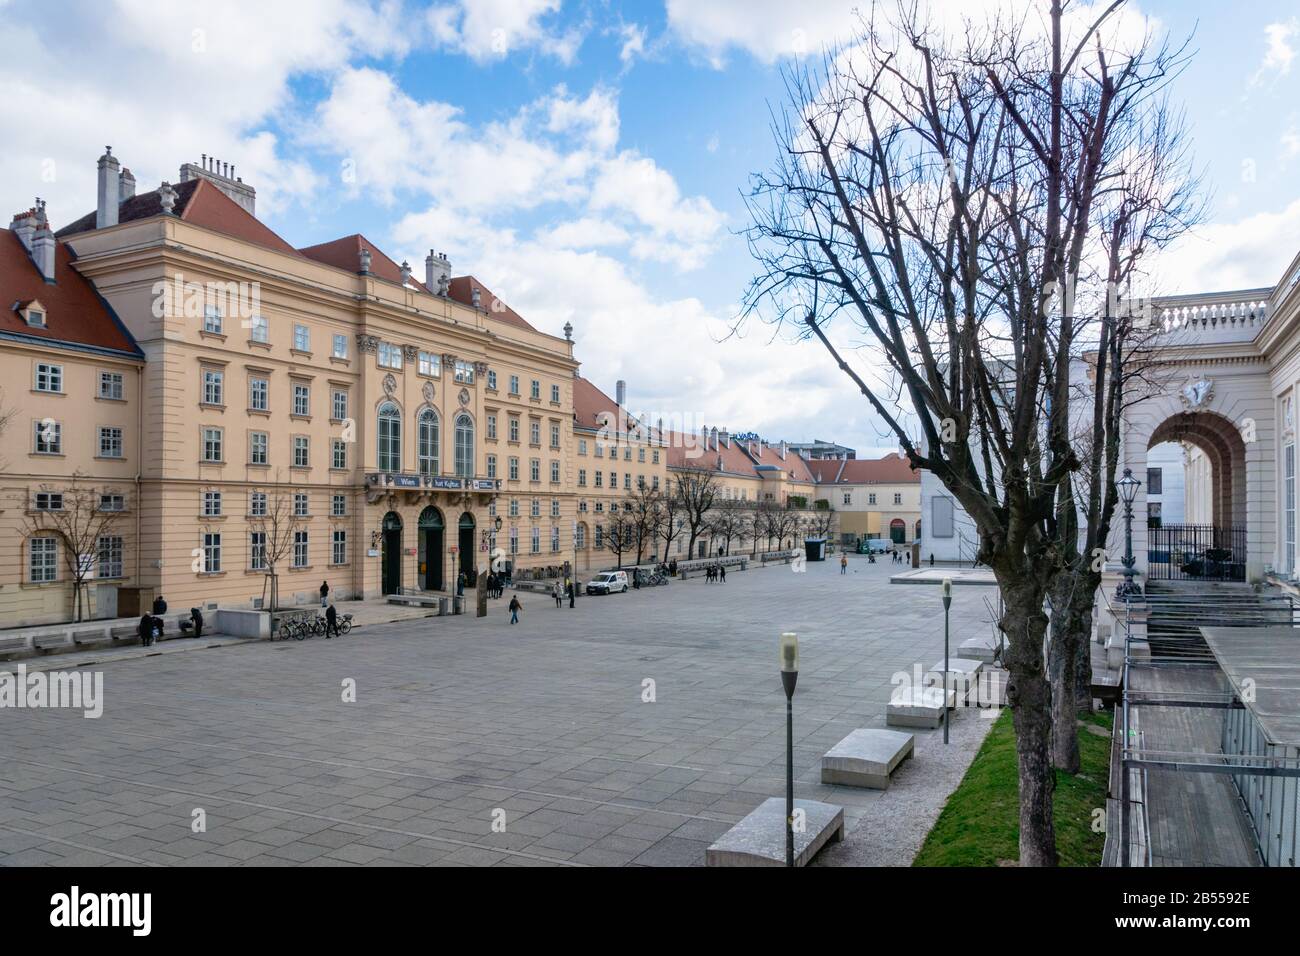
[{"xmin": 1147, "ymin": 524, "xmax": 1246, "ymax": 581}]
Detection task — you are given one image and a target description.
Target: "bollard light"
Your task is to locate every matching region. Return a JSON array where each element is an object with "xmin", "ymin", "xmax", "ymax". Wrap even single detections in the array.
[
  {"xmin": 942, "ymin": 578, "xmax": 952, "ymax": 611},
  {"xmin": 779, "ymin": 631, "xmax": 799, "ymax": 867}
]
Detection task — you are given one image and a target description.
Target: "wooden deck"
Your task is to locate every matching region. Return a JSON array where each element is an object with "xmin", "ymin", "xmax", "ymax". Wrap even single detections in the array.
[{"xmin": 1125, "ymin": 665, "xmax": 1260, "ymax": 866}]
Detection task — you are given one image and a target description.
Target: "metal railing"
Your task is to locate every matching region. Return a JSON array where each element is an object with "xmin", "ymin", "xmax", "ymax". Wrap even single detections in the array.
[{"xmin": 1147, "ymin": 524, "xmax": 1246, "ymax": 581}]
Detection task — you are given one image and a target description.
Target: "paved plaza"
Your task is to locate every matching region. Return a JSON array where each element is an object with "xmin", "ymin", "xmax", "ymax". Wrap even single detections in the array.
[{"xmin": 0, "ymin": 555, "xmax": 997, "ymax": 867}]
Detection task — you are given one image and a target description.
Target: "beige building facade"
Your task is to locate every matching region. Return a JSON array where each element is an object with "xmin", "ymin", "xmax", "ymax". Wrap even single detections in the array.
[{"xmin": 807, "ymin": 454, "xmax": 921, "ymax": 546}]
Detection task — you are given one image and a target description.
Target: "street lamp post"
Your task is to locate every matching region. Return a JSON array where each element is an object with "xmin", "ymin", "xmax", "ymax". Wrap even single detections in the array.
[
  {"xmin": 1116, "ymin": 468, "xmax": 1143, "ymax": 600},
  {"xmin": 942, "ymin": 578, "xmax": 952, "ymax": 745},
  {"xmin": 780, "ymin": 632, "xmax": 799, "ymax": 867},
  {"xmin": 571, "ymin": 519, "xmax": 579, "ymax": 606}
]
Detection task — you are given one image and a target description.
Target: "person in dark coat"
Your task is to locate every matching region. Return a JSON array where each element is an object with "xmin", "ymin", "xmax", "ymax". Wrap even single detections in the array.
[
  {"xmin": 509, "ymin": 595, "xmax": 521, "ymax": 625},
  {"xmin": 138, "ymin": 614, "xmax": 153, "ymax": 647},
  {"xmin": 320, "ymin": 580, "xmax": 330, "ymax": 607},
  {"xmin": 190, "ymin": 607, "xmax": 204, "ymax": 639},
  {"xmin": 152, "ymin": 595, "xmax": 168, "ymax": 616},
  {"xmin": 457, "ymin": 571, "xmax": 466, "ymax": 596},
  {"xmin": 567, "ymin": 579, "xmax": 575, "ymax": 608},
  {"xmin": 719, "ymin": 565, "xmax": 726, "ymax": 583},
  {"xmin": 325, "ymin": 602, "xmax": 339, "ymax": 639}
]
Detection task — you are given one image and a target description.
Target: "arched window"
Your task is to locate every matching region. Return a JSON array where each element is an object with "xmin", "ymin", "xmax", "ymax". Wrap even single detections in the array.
[
  {"xmin": 377, "ymin": 402, "xmax": 401, "ymax": 472},
  {"xmin": 418, "ymin": 408, "xmax": 440, "ymax": 476},
  {"xmin": 454, "ymin": 413, "xmax": 474, "ymax": 478}
]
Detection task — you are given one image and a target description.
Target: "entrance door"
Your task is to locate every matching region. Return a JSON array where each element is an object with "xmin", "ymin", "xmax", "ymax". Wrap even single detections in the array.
[
  {"xmin": 458, "ymin": 512, "xmax": 476, "ymax": 586},
  {"xmin": 381, "ymin": 511, "xmax": 403, "ymax": 595},
  {"xmin": 419, "ymin": 507, "xmax": 444, "ymax": 591}
]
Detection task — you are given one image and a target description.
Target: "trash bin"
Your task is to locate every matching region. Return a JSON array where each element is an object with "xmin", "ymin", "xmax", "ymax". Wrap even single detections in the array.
[
  {"xmin": 438, "ymin": 597, "xmax": 450, "ymax": 616},
  {"xmin": 453, "ymin": 596, "xmax": 464, "ymax": 615}
]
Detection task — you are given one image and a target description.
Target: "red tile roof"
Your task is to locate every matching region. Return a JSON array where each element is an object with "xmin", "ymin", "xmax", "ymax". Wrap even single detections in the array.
[
  {"xmin": 808, "ymin": 453, "xmax": 917, "ymax": 484},
  {"xmin": 298, "ymin": 234, "xmax": 429, "ymax": 291},
  {"xmin": 57, "ymin": 178, "xmax": 299, "ymax": 256},
  {"xmin": 448, "ymin": 276, "xmax": 537, "ymax": 332},
  {"xmin": 573, "ymin": 375, "xmax": 617, "ymax": 430},
  {"xmin": 663, "ymin": 430, "xmax": 815, "ymax": 483},
  {"xmin": 1, "ymin": 228, "xmax": 140, "ymax": 356}
]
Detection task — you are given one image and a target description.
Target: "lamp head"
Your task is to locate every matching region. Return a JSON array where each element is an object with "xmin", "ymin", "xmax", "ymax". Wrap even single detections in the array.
[
  {"xmin": 1117, "ymin": 467, "xmax": 1140, "ymax": 508},
  {"xmin": 780, "ymin": 632, "xmax": 799, "ymax": 674},
  {"xmin": 942, "ymin": 577, "xmax": 952, "ymax": 609}
]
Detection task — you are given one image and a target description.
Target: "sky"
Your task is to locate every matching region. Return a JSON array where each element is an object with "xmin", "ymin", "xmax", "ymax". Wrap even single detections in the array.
[{"xmin": 2, "ymin": 0, "xmax": 1298, "ymax": 458}]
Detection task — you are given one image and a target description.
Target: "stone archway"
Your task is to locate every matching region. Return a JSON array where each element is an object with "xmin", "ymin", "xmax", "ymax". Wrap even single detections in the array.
[{"xmin": 1148, "ymin": 412, "xmax": 1246, "ymax": 529}]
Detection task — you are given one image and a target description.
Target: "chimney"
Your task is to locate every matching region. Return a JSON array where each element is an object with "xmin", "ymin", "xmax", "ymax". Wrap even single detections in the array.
[
  {"xmin": 425, "ymin": 250, "xmax": 451, "ymax": 295},
  {"xmin": 119, "ymin": 167, "xmax": 136, "ymax": 201},
  {"xmin": 720, "ymin": 428, "xmax": 729, "ymax": 448},
  {"xmin": 178, "ymin": 155, "xmax": 256, "ymax": 215},
  {"xmin": 399, "ymin": 260, "xmax": 411, "ymax": 285},
  {"xmin": 96, "ymin": 146, "xmax": 120, "ymax": 229},
  {"xmin": 616, "ymin": 380, "xmax": 626, "ymax": 407},
  {"xmin": 779, "ymin": 440, "xmax": 787, "ymax": 460},
  {"xmin": 359, "ymin": 248, "xmax": 372, "ymax": 274},
  {"xmin": 32, "ymin": 202, "xmax": 55, "ymax": 282},
  {"xmin": 10, "ymin": 205, "xmax": 38, "ymax": 251}
]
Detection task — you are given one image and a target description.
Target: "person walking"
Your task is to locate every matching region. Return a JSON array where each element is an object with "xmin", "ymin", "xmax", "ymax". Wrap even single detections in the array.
[
  {"xmin": 841, "ymin": 554, "xmax": 848, "ymax": 575},
  {"xmin": 325, "ymin": 602, "xmax": 340, "ymax": 639},
  {"xmin": 508, "ymin": 594, "xmax": 521, "ymax": 625},
  {"xmin": 319, "ymin": 580, "xmax": 329, "ymax": 607},
  {"xmin": 567, "ymin": 579, "xmax": 575, "ymax": 608},
  {"xmin": 457, "ymin": 571, "xmax": 466, "ymax": 597},
  {"xmin": 190, "ymin": 607, "xmax": 204, "ymax": 639},
  {"xmin": 138, "ymin": 613, "xmax": 154, "ymax": 648},
  {"xmin": 553, "ymin": 580, "xmax": 563, "ymax": 608},
  {"xmin": 719, "ymin": 564, "xmax": 726, "ymax": 583}
]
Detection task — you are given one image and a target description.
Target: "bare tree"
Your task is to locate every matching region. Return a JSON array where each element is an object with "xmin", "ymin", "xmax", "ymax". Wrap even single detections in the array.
[
  {"xmin": 22, "ymin": 473, "xmax": 126, "ymax": 622},
  {"xmin": 602, "ymin": 506, "xmax": 637, "ymax": 569},
  {"xmin": 251, "ymin": 476, "xmax": 305, "ymax": 613},
  {"xmin": 673, "ymin": 468, "xmax": 718, "ymax": 560},
  {"xmin": 743, "ymin": 0, "xmax": 1190, "ymax": 863},
  {"xmin": 806, "ymin": 501, "xmax": 839, "ymax": 541},
  {"xmin": 657, "ymin": 481, "xmax": 685, "ymax": 562},
  {"xmin": 624, "ymin": 485, "xmax": 665, "ymax": 564},
  {"xmin": 706, "ymin": 498, "xmax": 748, "ymax": 555},
  {"xmin": 748, "ymin": 500, "xmax": 776, "ymax": 556}
]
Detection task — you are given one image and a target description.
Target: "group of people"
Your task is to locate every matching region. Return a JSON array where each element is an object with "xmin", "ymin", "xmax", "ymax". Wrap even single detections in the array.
[
  {"xmin": 485, "ymin": 570, "xmax": 511, "ymax": 599},
  {"xmin": 704, "ymin": 563, "xmax": 727, "ymax": 583},
  {"xmin": 550, "ymin": 578, "xmax": 578, "ymax": 609},
  {"xmin": 136, "ymin": 595, "xmax": 205, "ymax": 646}
]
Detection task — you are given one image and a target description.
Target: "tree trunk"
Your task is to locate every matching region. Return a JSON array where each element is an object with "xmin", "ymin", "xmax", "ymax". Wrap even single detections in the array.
[
  {"xmin": 1048, "ymin": 599, "xmax": 1082, "ymax": 773},
  {"xmin": 1000, "ymin": 577, "xmax": 1059, "ymax": 866}
]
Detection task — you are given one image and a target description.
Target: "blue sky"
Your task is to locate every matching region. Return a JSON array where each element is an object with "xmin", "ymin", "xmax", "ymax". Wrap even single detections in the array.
[{"xmin": 3, "ymin": 0, "xmax": 1298, "ymax": 456}]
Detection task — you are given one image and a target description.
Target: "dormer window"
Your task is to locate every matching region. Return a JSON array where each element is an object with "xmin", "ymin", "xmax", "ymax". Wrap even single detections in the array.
[{"xmin": 15, "ymin": 299, "xmax": 47, "ymax": 327}]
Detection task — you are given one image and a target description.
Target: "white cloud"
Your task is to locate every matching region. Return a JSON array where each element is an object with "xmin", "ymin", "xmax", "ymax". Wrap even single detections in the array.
[
  {"xmin": 1145, "ymin": 198, "xmax": 1300, "ymax": 296},
  {"xmin": 1253, "ymin": 18, "xmax": 1298, "ymax": 84},
  {"xmin": 618, "ymin": 22, "xmax": 647, "ymax": 66},
  {"xmin": 427, "ymin": 0, "xmax": 586, "ymax": 64}
]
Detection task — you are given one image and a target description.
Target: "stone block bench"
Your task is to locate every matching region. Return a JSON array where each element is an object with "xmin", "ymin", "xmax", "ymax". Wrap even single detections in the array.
[
  {"xmin": 926, "ymin": 658, "xmax": 984, "ymax": 702},
  {"xmin": 887, "ymin": 685, "xmax": 955, "ymax": 729},
  {"xmin": 959, "ymin": 635, "xmax": 1000, "ymax": 664},
  {"xmin": 706, "ymin": 797, "xmax": 843, "ymax": 867},
  {"xmin": 32, "ymin": 630, "xmax": 76, "ymax": 653},
  {"xmin": 821, "ymin": 728, "xmax": 914, "ymax": 789}
]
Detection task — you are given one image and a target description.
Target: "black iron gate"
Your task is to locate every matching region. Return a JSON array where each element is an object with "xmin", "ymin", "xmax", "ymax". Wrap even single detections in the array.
[{"xmin": 1146, "ymin": 524, "xmax": 1246, "ymax": 581}]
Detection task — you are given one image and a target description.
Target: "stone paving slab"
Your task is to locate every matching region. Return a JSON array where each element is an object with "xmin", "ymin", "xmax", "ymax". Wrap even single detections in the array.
[{"xmin": 0, "ymin": 555, "xmax": 992, "ymax": 867}]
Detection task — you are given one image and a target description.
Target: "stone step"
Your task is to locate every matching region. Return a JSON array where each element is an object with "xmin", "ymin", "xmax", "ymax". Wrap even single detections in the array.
[{"xmin": 705, "ymin": 798, "xmax": 844, "ymax": 867}]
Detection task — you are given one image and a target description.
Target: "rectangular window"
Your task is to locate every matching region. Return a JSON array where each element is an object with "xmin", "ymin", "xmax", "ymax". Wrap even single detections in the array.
[
  {"xmin": 486, "ymin": 454, "xmax": 497, "ymax": 479},
  {"xmin": 638, "ymin": 447, "xmax": 645, "ymax": 463},
  {"xmin": 579, "ymin": 439, "xmax": 587, "ymax": 455},
  {"xmin": 202, "ymin": 428, "xmax": 222, "ymax": 462},
  {"xmin": 99, "ymin": 494, "xmax": 125, "ymax": 512},
  {"xmin": 487, "ymin": 414, "xmax": 497, "ymax": 439},
  {"xmin": 98, "ymin": 426, "xmax": 123, "ymax": 458},
  {"xmin": 551, "ymin": 499, "xmax": 560, "ymax": 517},
  {"xmin": 250, "ymin": 531, "xmax": 267, "ymax": 571},
  {"xmin": 202, "ymin": 369, "xmax": 224, "ymax": 406},
  {"xmin": 332, "ymin": 439, "xmax": 347, "ymax": 470},
  {"xmin": 868, "ymin": 493, "xmax": 877, "ymax": 505},
  {"xmin": 97, "ymin": 535, "xmax": 123, "ymax": 579},
  {"xmin": 293, "ymin": 383, "xmax": 310, "ymax": 417},
  {"xmin": 487, "ymin": 370, "xmax": 498, "ymax": 390},
  {"xmin": 509, "ymin": 375, "xmax": 519, "ymax": 395},
  {"xmin": 293, "ymin": 531, "xmax": 308, "ymax": 568},
  {"xmin": 202, "ymin": 491, "xmax": 222, "ymax": 516},
  {"xmin": 1147, "ymin": 467, "xmax": 1163, "ymax": 496},
  {"xmin": 332, "ymin": 333, "xmax": 348, "ymax": 359},
  {"xmin": 530, "ymin": 421, "xmax": 540, "ymax": 445},
  {"xmin": 551, "ymin": 526, "xmax": 561, "ymax": 553},
  {"xmin": 332, "ymin": 389, "xmax": 348, "ymax": 421},
  {"xmin": 249, "ymin": 377, "xmax": 268, "ymax": 411},
  {"xmin": 843, "ymin": 492, "xmax": 852, "ymax": 506},
  {"xmin": 250, "ymin": 491, "xmax": 267, "ymax": 517},
  {"xmin": 530, "ymin": 459, "xmax": 540, "ymax": 482},
  {"xmin": 249, "ymin": 315, "xmax": 268, "ymax": 343},
  {"xmin": 332, "ymin": 530, "xmax": 347, "ymax": 566},
  {"xmin": 652, "ymin": 450, "xmax": 660, "ymax": 465},
  {"xmin": 455, "ymin": 361, "xmax": 475, "ymax": 384},
  {"xmin": 203, "ymin": 532, "xmax": 222, "ymax": 573},
  {"xmin": 530, "ymin": 498, "xmax": 540, "ymax": 518},
  {"xmin": 894, "ymin": 493, "xmax": 902, "ymax": 505},
  {"xmin": 623, "ymin": 447, "xmax": 631, "ymax": 461},
  {"xmin": 509, "ymin": 498, "xmax": 519, "ymax": 517},
  {"xmin": 509, "ymin": 527, "xmax": 519, "ymax": 554},
  {"xmin": 551, "ymin": 384, "xmax": 560, "ymax": 403},
  {"xmin": 99, "ymin": 371, "xmax": 124, "ymax": 400},
  {"xmin": 595, "ymin": 525, "xmax": 604, "ymax": 549},
  {"xmin": 418, "ymin": 351, "xmax": 440, "ymax": 377},
  {"xmin": 623, "ymin": 473, "xmax": 631, "ymax": 490},
  {"xmin": 1286, "ymin": 443, "xmax": 1296, "ymax": 575},
  {"xmin": 594, "ymin": 471, "xmax": 603, "ymax": 488},
  {"xmin": 35, "ymin": 492, "xmax": 63, "ymax": 510},
  {"xmin": 30, "ymin": 537, "xmax": 57, "ymax": 582},
  {"xmin": 509, "ymin": 417, "xmax": 520, "ymax": 442},
  {"xmin": 293, "ymin": 492, "xmax": 309, "ymax": 517},
  {"xmin": 578, "ymin": 469, "xmax": 587, "ymax": 487},
  {"xmin": 293, "ymin": 324, "xmax": 311, "ymax": 352},
  {"xmin": 378, "ymin": 342, "xmax": 402, "ymax": 369},
  {"xmin": 34, "ymin": 363, "xmax": 62, "ymax": 393},
  {"xmin": 250, "ymin": 431, "xmax": 268, "ymax": 465},
  {"xmin": 293, "ymin": 436, "xmax": 310, "ymax": 468},
  {"xmin": 932, "ymin": 496, "xmax": 955, "ymax": 538},
  {"xmin": 550, "ymin": 460, "xmax": 560, "ymax": 483},
  {"xmin": 530, "ymin": 379, "xmax": 540, "ymax": 400},
  {"xmin": 203, "ymin": 305, "xmax": 223, "ymax": 334},
  {"xmin": 508, "ymin": 457, "xmax": 519, "ymax": 481},
  {"xmin": 332, "ymin": 494, "xmax": 347, "ymax": 517},
  {"xmin": 531, "ymin": 526, "xmax": 541, "ymax": 554}
]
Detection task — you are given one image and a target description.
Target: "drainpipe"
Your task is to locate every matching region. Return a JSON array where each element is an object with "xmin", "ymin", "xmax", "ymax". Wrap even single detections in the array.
[{"xmin": 134, "ymin": 363, "xmax": 143, "ymax": 595}]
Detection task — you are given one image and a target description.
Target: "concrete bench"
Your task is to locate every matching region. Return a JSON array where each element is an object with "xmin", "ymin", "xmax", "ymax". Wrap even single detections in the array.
[
  {"xmin": 705, "ymin": 798, "xmax": 843, "ymax": 867},
  {"xmin": 887, "ymin": 685, "xmax": 956, "ymax": 729},
  {"xmin": 0, "ymin": 634, "xmax": 33, "ymax": 657},
  {"xmin": 110, "ymin": 624, "xmax": 137, "ymax": 640},
  {"xmin": 960, "ymin": 635, "xmax": 999, "ymax": 664},
  {"xmin": 821, "ymin": 728, "xmax": 914, "ymax": 789},
  {"xmin": 33, "ymin": 630, "xmax": 75, "ymax": 653},
  {"xmin": 926, "ymin": 658, "xmax": 984, "ymax": 702},
  {"xmin": 71, "ymin": 625, "xmax": 112, "ymax": 646}
]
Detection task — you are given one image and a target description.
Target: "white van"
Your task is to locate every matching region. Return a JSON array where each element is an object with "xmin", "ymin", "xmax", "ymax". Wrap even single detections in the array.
[{"xmin": 586, "ymin": 570, "xmax": 629, "ymax": 595}]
